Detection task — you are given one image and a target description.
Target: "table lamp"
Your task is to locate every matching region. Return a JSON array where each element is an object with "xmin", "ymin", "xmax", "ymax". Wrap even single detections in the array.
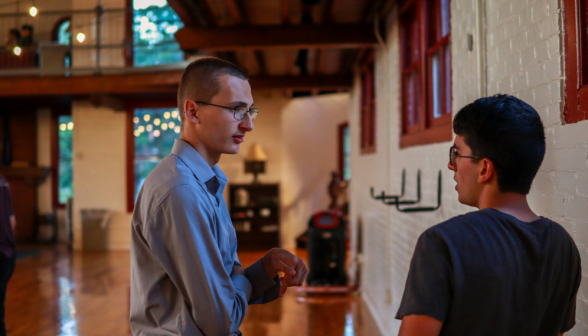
[{"xmin": 245, "ymin": 143, "xmax": 267, "ymax": 184}]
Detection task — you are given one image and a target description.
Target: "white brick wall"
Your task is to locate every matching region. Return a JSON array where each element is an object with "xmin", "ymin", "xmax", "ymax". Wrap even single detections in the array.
[{"xmin": 349, "ymin": 0, "xmax": 588, "ymax": 334}]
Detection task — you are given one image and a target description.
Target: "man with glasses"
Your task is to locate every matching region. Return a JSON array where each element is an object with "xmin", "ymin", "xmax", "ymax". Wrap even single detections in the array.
[
  {"xmin": 130, "ymin": 57, "xmax": 307, "ymax": 336},
  {"xmin": 396, "ymin": 94, "xmax": 581, "ymax": 336}
]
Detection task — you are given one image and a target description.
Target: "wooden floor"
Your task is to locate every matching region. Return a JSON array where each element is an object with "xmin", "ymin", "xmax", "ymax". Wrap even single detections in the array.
[{"xmin": 5, "ymin": 246, "xmax": 382, "ymax": 336}]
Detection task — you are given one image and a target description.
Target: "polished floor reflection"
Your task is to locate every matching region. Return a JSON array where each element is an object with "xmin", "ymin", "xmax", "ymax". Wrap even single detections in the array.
[{"xmin": 6, "ymin": 246, "xmax": 381, "ymax": 336}]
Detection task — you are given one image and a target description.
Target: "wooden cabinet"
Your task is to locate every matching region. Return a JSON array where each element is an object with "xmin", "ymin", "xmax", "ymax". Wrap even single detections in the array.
[{"xmin": 229, "ymin": 183, "xmax": 280, "ymax": 251}]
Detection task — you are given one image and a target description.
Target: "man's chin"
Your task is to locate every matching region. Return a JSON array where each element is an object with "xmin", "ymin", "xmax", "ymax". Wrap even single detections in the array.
[{"xmin": 226, "ymin": 144, "xmax": 241, "ymax": 154}]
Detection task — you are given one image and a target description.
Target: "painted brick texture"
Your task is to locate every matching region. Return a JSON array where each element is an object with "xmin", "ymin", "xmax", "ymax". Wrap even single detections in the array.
[{"xmin": 350, "ymin": 0, "xmax": 588, "ymax": 334}]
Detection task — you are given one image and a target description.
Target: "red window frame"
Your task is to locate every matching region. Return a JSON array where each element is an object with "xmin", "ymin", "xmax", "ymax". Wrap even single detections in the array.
[
  {"xmin": 359, "ymin": 50, "xmax": 376, "ymax": 154},
  {"xmin": 399, "ymin": 0, "xmax": 453, "ymax": 148},
  {"xmin": 563, "ymin": 0, "xmax": 588, "ymax": 123}
]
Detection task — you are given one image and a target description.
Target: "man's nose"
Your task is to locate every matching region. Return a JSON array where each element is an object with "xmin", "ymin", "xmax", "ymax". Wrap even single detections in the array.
[{"xmin": 239, "ymin": 113, "xmax": 254, "ymax": 132}]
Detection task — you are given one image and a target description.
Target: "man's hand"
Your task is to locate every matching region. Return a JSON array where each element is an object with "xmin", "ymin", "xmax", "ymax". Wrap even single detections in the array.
[
  {"xmin": 231, "ymin": 265, "xmax": 245, "ymax": 277},
  {"xmin": 261, "ymin": 248, "xmax": 308, "ymax": 297}
]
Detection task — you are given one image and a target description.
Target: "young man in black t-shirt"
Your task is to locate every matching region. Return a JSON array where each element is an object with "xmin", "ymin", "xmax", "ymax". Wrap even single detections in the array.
[{"xmin": 396, "ymin": 95, "xmax": 581, "ymax": 336}]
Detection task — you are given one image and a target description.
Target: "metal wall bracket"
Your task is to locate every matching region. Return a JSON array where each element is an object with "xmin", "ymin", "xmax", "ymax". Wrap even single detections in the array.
[{"xmin": 369, "ymin": 170, "xmax": 442, "ymax": 212}]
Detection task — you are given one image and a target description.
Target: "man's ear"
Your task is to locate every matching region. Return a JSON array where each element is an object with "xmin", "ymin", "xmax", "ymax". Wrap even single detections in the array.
[
  {"xmin": 477, "ymin": 158, "xmax": 495, "ymax": 184},
  {"xmin": 184, "ymin": 100, "xmax": 201, "ymax": 124}
]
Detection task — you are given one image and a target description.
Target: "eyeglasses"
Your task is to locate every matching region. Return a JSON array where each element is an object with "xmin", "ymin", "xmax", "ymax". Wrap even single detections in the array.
[
  {"xmin": 449, "ymin": 145, "xmax": 480, "ymax": 166},
  {"xmin": 195, "ymin": 101, "xmax": 258, "ymax": 121}
]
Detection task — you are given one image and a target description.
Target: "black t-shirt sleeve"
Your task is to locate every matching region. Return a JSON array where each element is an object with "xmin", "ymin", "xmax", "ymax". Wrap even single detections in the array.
[
  {"xmin": 560, "ymin": 250, "xmax": 581, "ymax": 333},
  {"xmin": 395, "ymin": 229, "xmax": 453, "ymax": 323}
]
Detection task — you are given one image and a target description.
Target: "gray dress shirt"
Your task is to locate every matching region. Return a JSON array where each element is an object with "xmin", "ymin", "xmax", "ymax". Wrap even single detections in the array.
[{"xmin": 130, "ymin": 139, "xmax": 280, "ymax": 336}]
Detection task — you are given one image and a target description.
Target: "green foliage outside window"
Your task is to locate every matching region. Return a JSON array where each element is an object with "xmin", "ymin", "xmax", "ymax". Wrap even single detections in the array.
[
  {"xmin": 58, "ymin": 116, "xmax": 73, "ymax": 205},
  {"xmin": 134, "ymin": 108, "xmax": 181, "ymax": 200},
  {"xmin": 133, "ymin": 1, "xmax": 184, "ymax": 67}
]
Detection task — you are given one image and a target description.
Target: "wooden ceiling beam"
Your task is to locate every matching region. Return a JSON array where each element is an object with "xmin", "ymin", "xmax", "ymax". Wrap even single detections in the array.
[
  {"xmin": 0, "ymin": 73, "xmax": 352, "ymax": 97},
  {"xmin": 223, "ymin": 0, "xmax": 265, "ymax": 74},
  {"xmin": 175, "ymin": 24, "xmax": 378, "ymax": 50}
]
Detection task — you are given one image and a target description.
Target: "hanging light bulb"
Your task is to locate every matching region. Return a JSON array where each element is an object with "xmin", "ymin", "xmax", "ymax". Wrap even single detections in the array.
[
  {"xmin": 171, "ymin": 111, "xmax": 178, "ymax": 118},
  {"xmin": 13, "ymin": 46, "xmax": 21, "ymax": 56},
  {"xmin": 168, "ymin": 121, "xmax": 175, "ymax": 128},
  {"xmin": 174, "ymin": 126, "xmax": 181, "ymax": 134},
  {"xmin": 154, "ymin": 118, "xmax": 161, "ymax": 126},
  {"xmin": 164, "ymin": 112, "xmax": 170, "ymax": 119},
  {"xmin": 59, "ymin": 123, "xmax": 67, "ymax": 131},
  {"xmin": 67, "ymin": 122, "xmax": 74, "ymax": 130},
  {"xmin": 161, "ymin": 123, "xmax": 168, "ymax": 131},
  {"xmin": 153, "ymin": 130, "xmax": 161, "ymax": 137},
  {"xmin": 29, "ymin": 6, "xmax": 37, "ymax": 17},
  {"xmin": 134, "ymin": 130, "xmax": 140, "ymax": 137},
  {"xmin": 138, "ymin": 126, "xmax": 145, "ymax": 133},
  {"xmin": 146, "ymin": 125, "xmax": 153, "ymax": 132},
  {"xmin": 133, "ymin": 117, "xmax": 139, "ymax": 124},
  {"xmin": 143, "ymin": 114, "xmax": 150, "ymax": 122},
  {"xmin": 76, "ymin": 32, "xmax": 85, "ymax": 43}
]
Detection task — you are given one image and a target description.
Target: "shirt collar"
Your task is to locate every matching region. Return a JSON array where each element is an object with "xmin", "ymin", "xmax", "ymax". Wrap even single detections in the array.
[{"xmin": 171, "ymin": 139, "xmax": 228, "ymax": 196}]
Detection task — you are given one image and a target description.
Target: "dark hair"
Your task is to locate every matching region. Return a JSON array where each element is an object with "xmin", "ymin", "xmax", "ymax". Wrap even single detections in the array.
[
  {"xmin": 8, "ymin": 28, "xmax": 20, "ymax": 40},
  {"xmin": 177, "ymin": 57, "xmax": 248, "ymax": 129},
  {"xmin": 21, "ymin": 24, "xmax": 33, "ymax": 32},
  {"xmin": 453, "ymin": 94, "xmax": 546, "ymax": 194}
]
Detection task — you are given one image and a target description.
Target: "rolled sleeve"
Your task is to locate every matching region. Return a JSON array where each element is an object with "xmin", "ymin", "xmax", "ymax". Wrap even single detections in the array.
[{"xmin": 244, "ymin": 259, "xmax": 281, "ymax": 304}]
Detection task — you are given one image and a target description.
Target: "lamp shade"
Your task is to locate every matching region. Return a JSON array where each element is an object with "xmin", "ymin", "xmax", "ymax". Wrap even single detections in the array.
[{"xmin": 246, "ymin": 143, "xmax": 267, "ymax": 161}]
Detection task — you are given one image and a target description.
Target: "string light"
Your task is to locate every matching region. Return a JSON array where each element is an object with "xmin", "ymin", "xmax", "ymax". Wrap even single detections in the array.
[
  {"xmin": 29, "ymin": 6, "xmax": 37, "ymax": 17},
  {"xmin": 146, "ymin": 125, "xmax": 153, "ymax": 132},
  {"xmin": 67, "ymin": 122, "xmax": 73, "ymax": 130},
  {"xmin": 154, "ymin": 118, "xmax": 161, "ymax": 126},
  {"xmin": 133, "ymin": 117, "xmax": 139, "ymax": 124},
  {"xmin": 153, "ymin": 130, "xmax": 161, "ymax": 137},
  {"xmin": 134, "ymin": 130, "xmax": 140, "ymax": 137},
  {"xmin": 143, "ymin": 114, "xmax": 150, "ymax": 122},
  {"xmin": 168, "ymin": 121, "xmax": 175, "ymax": 128},
  {"xmin": 174, "ymin": 126, "xmax": 180, "ymax": 133},
  {"xmin": 161, "ymin": 123, "xmax": 168, "ymax": 130},
  {"xmin": 138, "ymin": 126, "xmax": 145, "ymax": 133},
  {"xmin": 171, "ymin": 111, "xmax": 178, "ymax": 118},
  {"xmin": 164, "ymin": 112, "xmax": 170, "ymax": 119},
  {"xmin": 59, "ymin": 123, "xmax": 67, "ymax": 131},
  {"xmin": 13, "ymin": 46, "xmax": 21, "ymax": 56},
  {"xmin": 76, "ymin": 32, "xmax": 85, "ymax": 43}
]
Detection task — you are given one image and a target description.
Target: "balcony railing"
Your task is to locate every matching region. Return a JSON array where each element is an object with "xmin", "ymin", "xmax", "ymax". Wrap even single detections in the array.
[{"xmin": 0, "ymin": 5, "xmax": 186, "ymax": 76}]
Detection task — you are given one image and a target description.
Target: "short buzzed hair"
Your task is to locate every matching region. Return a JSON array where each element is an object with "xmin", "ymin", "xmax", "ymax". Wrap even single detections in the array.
[{"xmin": 177, "ymin": 57, "xmax": 249, "ymax": 129}]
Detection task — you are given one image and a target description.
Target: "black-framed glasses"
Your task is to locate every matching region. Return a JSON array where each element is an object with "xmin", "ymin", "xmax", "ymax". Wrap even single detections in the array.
[
  {"xmin": 195, "ymin": 101, "xmax": 258, "ymax": 121},
  {"xmin": 449, "ymin": 145, "xmax": 480, "ymax": 166}
]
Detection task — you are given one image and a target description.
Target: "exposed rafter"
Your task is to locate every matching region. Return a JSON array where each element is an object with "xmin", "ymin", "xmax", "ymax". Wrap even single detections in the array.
[
  {"xmin": 175, "ymin": 24, "xmax": 378, "ymax": 51},
  {"xmin": 223, "ymin": 0, "xmax": 266, "ymax": 74},
  {"xmin": 0, "ymin": 72, "xmax": 352, "ymax": 97}
]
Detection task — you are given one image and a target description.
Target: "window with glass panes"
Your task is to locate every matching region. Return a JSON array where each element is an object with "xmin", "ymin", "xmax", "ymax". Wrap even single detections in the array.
[
  {"xmin": 133, "ymin": 0, "xmax": 184, "ymax": 66},
  {"xmin": 57, "ymin": 116, "xmax": 73, "ymax": 205},
  {"xmin": 133, "ymin": 108, "xmax": 181, "ymax": 200},
  {"xmin": 400, "ymin": 0, "xmax": 452, "ymax": 148}
]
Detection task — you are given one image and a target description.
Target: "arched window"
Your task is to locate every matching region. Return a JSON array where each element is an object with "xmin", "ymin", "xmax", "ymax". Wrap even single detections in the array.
[
  {"xmin": 52, "ymin": 17, "xmax": 72, "ymax": 45},
  {"xmin": 57, "ymin": 20, "xmax": 71, "ymax": 45}
]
